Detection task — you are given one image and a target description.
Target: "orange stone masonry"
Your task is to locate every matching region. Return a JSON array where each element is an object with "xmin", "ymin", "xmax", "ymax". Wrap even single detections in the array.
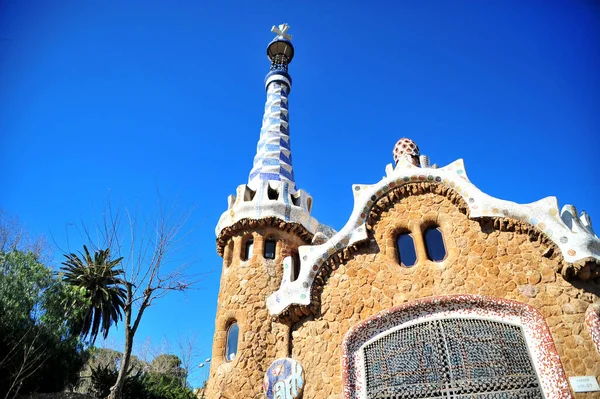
[
  {"xmin": 289, "ymin": 190, "xmax": 600, "ymax": 398},
  {"xmin": 206, "ymin": 185, "xmax": 600, "ymax": 398},
  {"xmin": 205, "ymin": 23, "xmax": 600, "ymax": 399},
  {"xmin": 205, "ymin": 226, "xmax": 308, "ymax": 398}
]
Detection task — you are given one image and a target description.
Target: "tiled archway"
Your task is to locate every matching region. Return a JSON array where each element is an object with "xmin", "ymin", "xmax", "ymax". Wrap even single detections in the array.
[{"xmin": 342, "ymin": 295, "xmax": 572, "ymax": 399}]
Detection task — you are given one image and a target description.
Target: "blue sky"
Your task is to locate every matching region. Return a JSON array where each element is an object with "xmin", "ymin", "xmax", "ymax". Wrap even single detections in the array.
[{"xmin": 1, "ymin": 0, "xmax": 598, "ymax": 388}]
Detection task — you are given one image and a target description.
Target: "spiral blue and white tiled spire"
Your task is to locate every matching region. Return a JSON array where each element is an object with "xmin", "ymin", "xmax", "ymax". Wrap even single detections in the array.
[
  {"xmin": 216, "ymin": 24, "xmax": 335, "ymax": 242},
  {"xmin": 248, "ymin": 81, "xmax": 295, "ymax": 192}
]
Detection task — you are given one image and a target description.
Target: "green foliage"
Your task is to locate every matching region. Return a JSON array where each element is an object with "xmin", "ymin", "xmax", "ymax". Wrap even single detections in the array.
[
  {"xmin": 90, "ymin": 363, "xmax": 146, "ymax": 399},
  {"xmin": 142, "ymin": 373, "xmax": 196, "ymax": 399},
  {"xmin": 86, "ymin": 352, "xmax": 195, "ymax": 399},
  {"xmin": 0, "ymin": 250, "xmax": 89, "ymax": 397},
  {"xmin": 151, "ymin": 354, "xmax": 186, "ymax": 381},
  {"xmin": 61, "ymin": 245, "xmax": 126, "ymax": 344}
]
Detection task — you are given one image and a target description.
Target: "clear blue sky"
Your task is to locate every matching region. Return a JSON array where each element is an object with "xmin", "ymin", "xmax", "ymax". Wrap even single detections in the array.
[{"xmin": 1, "ymin": 0, "xmax": 598, "ymax": 388}]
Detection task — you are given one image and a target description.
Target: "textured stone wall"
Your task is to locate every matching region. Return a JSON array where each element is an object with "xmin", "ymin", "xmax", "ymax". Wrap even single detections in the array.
[
  {"xmin": 205, "ymin": 226, "xmax": 306, "ymax": 399},
  {"xmin": 290, "ymin": 191, "xmax": 600, "ymax": 398}
]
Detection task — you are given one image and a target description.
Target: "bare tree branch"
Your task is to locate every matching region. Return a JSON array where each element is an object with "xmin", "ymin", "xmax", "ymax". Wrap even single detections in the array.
[{"xmin": 67, "ymin": 195, "xmax": 207, "ymax": 399}]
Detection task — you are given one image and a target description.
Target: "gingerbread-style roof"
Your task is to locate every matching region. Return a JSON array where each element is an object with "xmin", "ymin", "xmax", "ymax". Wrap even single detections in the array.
[{"xmin": 267, "ymin": 149, "xmax": 600, "ymax": 317}]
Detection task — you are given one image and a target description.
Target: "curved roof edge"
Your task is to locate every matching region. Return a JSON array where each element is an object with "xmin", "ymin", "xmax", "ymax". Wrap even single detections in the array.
[{"xmin": 266, "ymin": 158, "xmax": 600, "ymax": 316}]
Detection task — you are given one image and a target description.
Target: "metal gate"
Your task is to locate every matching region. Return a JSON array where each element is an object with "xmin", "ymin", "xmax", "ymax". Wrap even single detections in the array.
[{"xmin": 362, "ymin": 318, "xmax": 544, "ymax": 399}]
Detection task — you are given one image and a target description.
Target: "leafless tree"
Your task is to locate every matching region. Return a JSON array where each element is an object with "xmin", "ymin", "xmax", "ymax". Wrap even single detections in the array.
[
  {"xmin": 137, "ymin": 333, "xmax": 202, "ymax": 387},
  {"xmin": 0, "ymin": 210, "xmax": 49, "ymax": 261},
  {"xmin": 176, "ymin": 333, "xmax": 202, "ymax": 388},
  {"xmin": 1, "ymin": 325, "xmax": 48, "ymax": 399},
  {"xmin": 76, "ymin": 197, "xmax": 202, "ymax": 399}
]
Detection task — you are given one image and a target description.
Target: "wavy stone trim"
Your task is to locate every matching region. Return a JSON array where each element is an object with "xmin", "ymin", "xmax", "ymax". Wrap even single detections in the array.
[
  {"xmin": 266, "ymin": 159, "xmax": 600, "ymax": 317},
  {"xmin": 341, "ymin": 295, "xmax": 572, "ymax": 399}
]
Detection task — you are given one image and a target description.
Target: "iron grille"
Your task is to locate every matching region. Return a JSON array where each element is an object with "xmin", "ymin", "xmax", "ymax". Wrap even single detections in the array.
[{"xmin": 363, "ymin": 318, "xmax": 544, "ymax": 399}]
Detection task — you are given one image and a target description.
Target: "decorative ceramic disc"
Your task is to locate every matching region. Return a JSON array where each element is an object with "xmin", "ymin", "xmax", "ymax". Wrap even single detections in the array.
[{"xmin": 263, "ymin": 358, "xmax": 305, "ymax": 399}]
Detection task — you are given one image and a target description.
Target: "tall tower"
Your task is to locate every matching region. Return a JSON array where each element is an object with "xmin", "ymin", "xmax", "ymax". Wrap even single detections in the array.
[{"xmin": 205, "ymin": 24, "xmax": 326, "ymax": 399}]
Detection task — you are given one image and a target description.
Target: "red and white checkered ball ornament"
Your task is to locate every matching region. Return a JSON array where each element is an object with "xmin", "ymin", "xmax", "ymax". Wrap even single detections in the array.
[{"xmin": 393, "ymin": 138, "xmax": 420, "ymax": 166}]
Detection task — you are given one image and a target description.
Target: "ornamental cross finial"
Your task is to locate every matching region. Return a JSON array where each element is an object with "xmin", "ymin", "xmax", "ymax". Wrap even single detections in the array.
[{"xmin": 271, "ymin": 23, "xmax": 292, "ymax": 41}]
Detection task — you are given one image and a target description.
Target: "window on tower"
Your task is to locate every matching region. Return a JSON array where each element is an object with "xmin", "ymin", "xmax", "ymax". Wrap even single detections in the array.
[
  {"xmin": 225, "ymin": 322, "xmax": 239, "ymax": 362},
  {"xmin": 243, "ymin": 239, "xmax": 254, "ymax": 261},
  {"xmin": 264, "ymin": 239, "xmax": 277, "ymax": 259}
]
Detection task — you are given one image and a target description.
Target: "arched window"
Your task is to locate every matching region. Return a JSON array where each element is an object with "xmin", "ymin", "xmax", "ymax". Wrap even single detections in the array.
[
  {"xmin": 243, "ymin": 239, "xmax": 253, "ymax": 261},
  {"xmin": 264, "ymin": 239, "xmax": 277, "ymax": 260},
  {"xmin": 225, "ymin": 322, "xmax": 239, "ymax": 362},
  {"xmin": 267, "ymin": 186, "xmax": 278, "ymax": 200},
  {"xmin": 424, "ymin": 226, "xmax": 446, "ymax": 261},
  {"xmin": 396, "ymin": 233, "xmax": 417, "ymax": 267}
]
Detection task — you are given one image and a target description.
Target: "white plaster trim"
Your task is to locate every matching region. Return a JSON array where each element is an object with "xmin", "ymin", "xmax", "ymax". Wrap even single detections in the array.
[
  {"xmin": 215, "ymin": 180, "xmax": 320, "ymax": 237},
  {"xmin": 266, "ymin": 159, "xmax": 600, "ymax": 316}
]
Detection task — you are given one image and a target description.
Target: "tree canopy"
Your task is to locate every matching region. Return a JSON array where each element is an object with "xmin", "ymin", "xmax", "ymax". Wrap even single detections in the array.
[{"xmin": 0, "ymin": 250, "xmax": 88, "ymax": 398}]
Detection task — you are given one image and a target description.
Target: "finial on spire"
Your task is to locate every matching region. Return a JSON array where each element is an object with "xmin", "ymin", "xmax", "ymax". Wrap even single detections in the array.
[
  {"xmin": 271, "ymin": 23, "xmax": 292, "ymax": 41},
  {"xmin": 267, "ymin": 23, "xmax": 295, "ymax": 73}
]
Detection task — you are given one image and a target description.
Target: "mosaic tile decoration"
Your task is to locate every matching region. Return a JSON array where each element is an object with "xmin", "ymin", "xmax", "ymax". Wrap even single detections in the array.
[
  {"xmin": 263, "ymin": 358, "xmax": 305, "ymax": 399},
  {"xmin": 362, "ymin": 318, "xmax": 544, "ymax": 397},
  {"xmin": 393, "ymin": 137, "xmax": 420, "ymax": 167},
  {"xmin": 341, "ymin": 295, "xmax": 572, "ymax": 399},
  {"xmin": 266, "ymin": 157, "xmax": 600, "ymax": 316},
  {"xmin": 585, "ymin": 304, "xmax": 600, "ymax": 355},
  {"xmin": 248, "ymin": 81, "xmax": 295, "ymax": 192},
  {"xmin": 215, "ymin": 67, "xmax": 334, "ymax": 238}
]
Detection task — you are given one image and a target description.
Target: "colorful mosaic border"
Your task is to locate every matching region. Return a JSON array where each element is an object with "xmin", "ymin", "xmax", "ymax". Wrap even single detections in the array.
[
  {"xmin": 267, "ymin": 159, "xmax": 600, "ymax": 316},
  {"xmin": 341, "ymin": 295, "xmax": 572, "ymax": 399},
  {"xmin": 585, "ymin": 304, "xmax": 600, "ymax": 355}
]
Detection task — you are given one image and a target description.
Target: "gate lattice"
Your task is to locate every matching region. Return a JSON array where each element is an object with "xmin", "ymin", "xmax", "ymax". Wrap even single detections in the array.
[{"xmin": 363, "ymin": 318, "xmax": 544, "ymax": 399}]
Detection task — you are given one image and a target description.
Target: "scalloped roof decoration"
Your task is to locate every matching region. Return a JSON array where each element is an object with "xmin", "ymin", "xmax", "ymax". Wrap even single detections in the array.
[
  {"xmin": 215, "ymin": 180, "xmax": 321, "ymax": 238},
  {"xmin": 266, "ymin": 158, "xmax": 600, "ymax": 316}
]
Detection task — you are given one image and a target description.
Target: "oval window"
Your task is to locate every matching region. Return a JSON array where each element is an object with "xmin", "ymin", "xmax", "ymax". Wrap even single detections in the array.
[
  {"xmin": 225, "ymin": 322, "xmax": 239, "ymax": 362},
  {"xmin": 396, "ymin": 233, "xmax": 417, "ymax": 267},
  {"xmin": 424, "ymin": 226, "xmax": 446, "ymax": 262}
]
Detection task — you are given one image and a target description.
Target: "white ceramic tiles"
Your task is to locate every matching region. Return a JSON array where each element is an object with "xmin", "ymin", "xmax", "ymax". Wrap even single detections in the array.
[{"xmin": 266, "ymin": 157, "xmax": 600, "ymax": 316}]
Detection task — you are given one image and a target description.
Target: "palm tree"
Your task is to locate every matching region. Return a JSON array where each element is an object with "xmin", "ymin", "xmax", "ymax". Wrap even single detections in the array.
[{"xmin": 61, "ymin": 245, "xmax": 126, "ymax": 344}]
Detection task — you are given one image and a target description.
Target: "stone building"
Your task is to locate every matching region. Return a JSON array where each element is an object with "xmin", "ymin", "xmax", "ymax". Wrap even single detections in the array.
[{"xmin": 204, "ymin": 24, "xmax": 600, "ymax": 399}]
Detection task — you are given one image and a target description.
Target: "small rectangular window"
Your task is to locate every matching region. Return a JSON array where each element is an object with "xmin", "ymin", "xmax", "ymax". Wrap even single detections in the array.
[
  {"xmin": 243, "ymin": 239, "xmax": 254, "ymax": 261},
  {"xmin": 264, "ymin": 239, "xmax": 276, "ymax": 259}
]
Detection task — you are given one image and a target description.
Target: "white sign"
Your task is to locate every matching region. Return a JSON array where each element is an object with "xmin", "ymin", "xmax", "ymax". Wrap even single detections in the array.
[{"xmin": 569, "ymin": 376, "xmax": 600, "ymax": 392}]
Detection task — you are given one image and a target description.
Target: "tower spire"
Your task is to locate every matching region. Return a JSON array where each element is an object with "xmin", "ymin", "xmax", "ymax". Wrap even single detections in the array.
[
  {"xmin": 248, "ymin": 23, "xmax": 296, "ymax": 193},
  {"xmin": 215, "ymin": 24, "xmax": 332, "ymax": 250}
]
